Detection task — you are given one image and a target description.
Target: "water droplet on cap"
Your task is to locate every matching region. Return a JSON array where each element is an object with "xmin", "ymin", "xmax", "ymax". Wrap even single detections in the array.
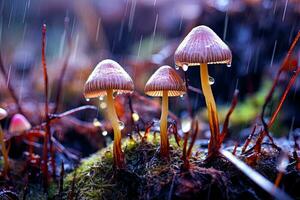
[
  {"xmin": 175, "ymin": 65, "xmax": 179, "ymax": 70},
  {"xmin": 182, "ymin": 64, "xmax": 189, "ymax": 71},
  {"xmin": 86, "ymin": 98, "xmax": 90, "ymax": 102},
  {"xmin": 99, "ymin": 96, "xmax": 104, "ymax": 101},
  {"xmin": 227, "ymin": 64, "xmax": 231, "ymax": 68}
]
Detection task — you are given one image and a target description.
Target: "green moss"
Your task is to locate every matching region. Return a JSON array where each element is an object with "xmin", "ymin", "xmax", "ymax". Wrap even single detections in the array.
[{"xmin": 62, "ymin": 134, "xmax": 206, "ymax": 200}]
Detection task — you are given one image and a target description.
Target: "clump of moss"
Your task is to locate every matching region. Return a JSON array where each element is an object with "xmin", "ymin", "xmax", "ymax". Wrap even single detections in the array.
[
  {"xmin": 60, "ymin": 135, "xmax": 299, "ymax": 200},
  {"xmin": 61, "ymin": 135, "xmax": 229, "ymax": 199}
]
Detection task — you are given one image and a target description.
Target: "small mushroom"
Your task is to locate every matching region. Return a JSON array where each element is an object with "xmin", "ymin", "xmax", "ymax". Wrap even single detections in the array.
[
  {"xmin": 144, "ymin": 65, "xmax": 186, "ymax": 157},
  {"xmin": 9, "ymin": 114, "xmax": 32, "ymax": 134},
  {"xmin": 0, "ymin": 108, "xmax": 9, "ymax": 175},
  {"xmin": 84, "ymin": 59, "xmax": 134, "ymax": 168},
  {"xmin": 174, "ymin": 25, "xmax": 232, "ymax": 154}
]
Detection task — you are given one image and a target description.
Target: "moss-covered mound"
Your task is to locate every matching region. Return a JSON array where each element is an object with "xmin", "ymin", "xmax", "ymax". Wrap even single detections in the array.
[{"xmin": 59, "ymin": 135, "xmax": 300, "ymax": 200}]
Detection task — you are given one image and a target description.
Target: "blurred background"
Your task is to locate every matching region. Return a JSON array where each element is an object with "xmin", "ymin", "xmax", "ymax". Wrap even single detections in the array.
[{"xmin": 0, "ymin": 0, "xmax": 300, "ymax": 159}]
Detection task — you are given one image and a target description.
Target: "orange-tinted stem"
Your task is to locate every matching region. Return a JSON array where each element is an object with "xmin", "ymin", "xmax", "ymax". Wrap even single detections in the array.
[
  {"xmin": 160, "ymin": 90, "xmax": 169, "ymax": 157},
  {"xmin": 106, "ymin": 89, "xmax": 124, "ymax": 169},
  {"xmin": 200, "ymin": 63, "xmax": 220, "ymax": 154},
  {"xmin": 0, "ymin": 125, "xmax": 9, "ymax": 175}
]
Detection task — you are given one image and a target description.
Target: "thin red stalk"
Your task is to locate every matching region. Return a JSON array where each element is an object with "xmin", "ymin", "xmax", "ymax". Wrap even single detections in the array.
[
  {"xmin": 169, "ymin": 123, "xmax": 181, "ymax": 147},
  {"xmin": 259, "ymin": 31, "xmax": 300, "ymax": 149},
  {"xmin": 186, "ymin": 121, "xmax": 199, "ymax": 158},
  {"xmin": 41, "ymin": 24, "xmax": 50, "ymax": 189},
  {"xmin": 53, "ymin": 17, "xmax": 72, "ymax": 113},
  {"xmin": 268, "ymin": 68, "xmax": 300, "ymax": 128},
  {"xmin": 232, "ymin": 142, "xmax": 238, "ymax": 155},
  {"xmin": 241, "ymin": 125, "xmax": 257, "ymax": 153},
  {"xmin": 181, "ymin": 132, "xmax": 189, "ymax": 170},
  {"xmin": 0, "ymin": 53, "xmax": 27, "ymax": 118},
  {"xmin": 256, "ymin": 68, "xmax": 300, "ymax": 153},
  {"xmin": 220, "ymin": 90, "xmax": 239, "ymax": 143}
]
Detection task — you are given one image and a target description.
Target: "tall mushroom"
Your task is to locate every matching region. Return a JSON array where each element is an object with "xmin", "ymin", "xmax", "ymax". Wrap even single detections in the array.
[
  {"xmin": 84, "ymin": 59, "xmax": 134, "ymax": 168},
  {"xmin": 144, "ymin": 65, "xmax": 186, "ymax": 157},
  {"xmin": 174, "ymin": 25, "xmax": 232, "ymax": 154},
  {"xmin": 0, "ymin": 108, "xmax": 9, "ymax": 175}
]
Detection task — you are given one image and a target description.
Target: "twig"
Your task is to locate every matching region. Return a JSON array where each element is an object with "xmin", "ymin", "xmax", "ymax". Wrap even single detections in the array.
[
  {"xmin": 219, "ymin": 90, "xmax": 239, "ymax": 143},
  {"xmin": 41, "ymin": 24, "xmax": 50, "ymax": 190}
]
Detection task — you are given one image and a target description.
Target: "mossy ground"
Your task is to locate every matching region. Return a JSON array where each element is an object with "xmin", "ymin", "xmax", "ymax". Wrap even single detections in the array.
[{"xmin": 57, "ymin": 134, "xmax": 300, "ymax": 200}]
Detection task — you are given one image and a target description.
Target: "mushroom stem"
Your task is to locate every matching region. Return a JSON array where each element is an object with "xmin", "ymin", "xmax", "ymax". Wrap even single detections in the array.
[
  {"xmin": 0, "ymin": 125, "xmax": 9, "ymax": 175},
  {"xmin": 200, "ymin": 63, "xmax": 220, "ymax": 154},
  {"xmin": 106, "ymin": 89, "xmax": 124, "ymax": 168},
  {"xmin": 160, "ymin": 90, "xmax": 169, "ymax": 157}
]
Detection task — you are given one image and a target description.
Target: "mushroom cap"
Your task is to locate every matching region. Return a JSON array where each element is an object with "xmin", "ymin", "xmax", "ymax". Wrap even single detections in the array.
[
  {"xmin": 144, "ymin": 65, "xmax": 186, "ymax": 97},
  {"xmin": 0, "ymin": 108, "xmax": 7, "ymax": 120},
  {"xmin": 9, "ymin": 114, "xmax": 31, "ymax": 133},
  {"xmin": 174, "ymin": 25, "xmax": 232, "ymax": 67},
  {"xmin": 84, "ymin": 59, "xmax": 134, "ymax": 98}
]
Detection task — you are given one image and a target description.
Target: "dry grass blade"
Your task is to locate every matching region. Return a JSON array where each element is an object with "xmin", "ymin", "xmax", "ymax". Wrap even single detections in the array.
[{"xmin": 220, "ymin": 150, "xmax": 292, "ymax": 200}]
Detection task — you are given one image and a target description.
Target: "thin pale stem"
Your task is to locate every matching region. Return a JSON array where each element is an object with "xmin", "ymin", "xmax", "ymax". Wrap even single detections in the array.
[
  {"xmin": 106, "ymin": 89, "xmax": 124, "ymax": 168},
  {"xmin": 0, "ymin": 125, "xmax": 9, "ymax": 175},
  {"xmin": 200, "ymin": 63, "xmax": 220, "ymax": 154},
  {"xmin": 160, "ymin": 90, "xmax": 169, "ymax": 157}
]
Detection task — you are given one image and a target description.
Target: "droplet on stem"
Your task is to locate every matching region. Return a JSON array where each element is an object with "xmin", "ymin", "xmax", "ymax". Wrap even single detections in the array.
[
  {"xmin": 102, "ymin": 130, "xmax": 108, "ymax": 136},
  {"xmin": 99, "ymin": 96, "xmax": 104, "ymax": 101},
  {"xmin": 118, "ymin": 121, "xmax": 125, "ymax": 130},
  {"xmin": 208, "ymin": 76, "xmax": 215, "ymax": 85},
  {"xmin": 132, "ymin": 112, "xmax": 140, "ymax": 122},
  {"xmin": 175, "ymin": 65, "xmax": 180, "ymax": 70}
]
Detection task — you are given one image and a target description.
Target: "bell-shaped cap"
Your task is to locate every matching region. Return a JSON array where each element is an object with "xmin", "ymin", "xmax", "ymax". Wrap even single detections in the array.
[
  {"xmin": 84, "ymin": 59, "xmax": 134, "ymax": 98},
  {"xmin": 0, "ymin": 108, "xmax": 7, "ymax": 120},
  {"xmin": 9, "ymin": 114, "xmax": 31, "ymax": 133},
  {"xmin": 174, "ymin": 25, "xmax": 232, "ymax": 67},
  {"xmin": 144, "ymin": 65, "xmax": 186, "ymax": 97}
]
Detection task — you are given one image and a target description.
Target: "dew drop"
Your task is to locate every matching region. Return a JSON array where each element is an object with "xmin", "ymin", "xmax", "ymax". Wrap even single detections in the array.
[
  {"xmin": 182, "ymin": 64, "xmax": 189, "ymax": 71},
  {"xmin": 208, "ymin": 76, "xmax": 215, "ymax": 85},
  {"xmin": 93, "ymin": 118, "xmax": 102, "ymax": 127},
  {"xmin": 181, "ymin": 117, "xmax": 192, "ymax": 133},
  {"xmin": 99, "ymin": 102, "xmax": 107, "ymax": 109},
  {"xmin": 102, "ymin": 130, "xmax": 108, "ymax": 136},
  {"xmin": 180, "ymin": 94, "xmax": 184, "ymax": 98},
  {"xmin": 175, "ymin": 65, "xmax": 179, "ymax": 70},
  {"xmin": 99, "ymin": 96, "xmax": 104, "ymax": 101},
  {"xmin": 118, "ymin": 121, "xmax": 125, "ymax": 130},
  {"xmin": 132, "ymin": 112, "xmax": 140, "ymax": 122},
  {"xmin": 86, "ymin": 98, "xmax": 90, "ymax": 102},
  {"xmin": 227, "ymin": 64, "xmax": 231, "ymax": 68}
]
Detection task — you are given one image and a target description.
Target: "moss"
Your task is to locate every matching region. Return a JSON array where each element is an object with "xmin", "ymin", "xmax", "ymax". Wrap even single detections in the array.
[{"xmin": 62, "ymin": 134, "xmax": 213, "ymax": 200}]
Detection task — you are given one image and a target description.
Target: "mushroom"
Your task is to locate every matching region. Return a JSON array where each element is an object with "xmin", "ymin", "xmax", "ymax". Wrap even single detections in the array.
[
  {"xmin": 9, "ymin": 114, "xmax": 32, "ymax": 134},
  {"xmin": 144, "ymin": 65, "xmax": 186, "ymax": 157},
  {"xmin": 174, "ymin": 25, "xmax": 232, "ymax": 154},
  {"xmin": 0, "ymin": 108, "xmax": 9, "ymax": 175},
  {"xmin": 84, "ymin": 59, "xmax": 134, "ymax": 168}
]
